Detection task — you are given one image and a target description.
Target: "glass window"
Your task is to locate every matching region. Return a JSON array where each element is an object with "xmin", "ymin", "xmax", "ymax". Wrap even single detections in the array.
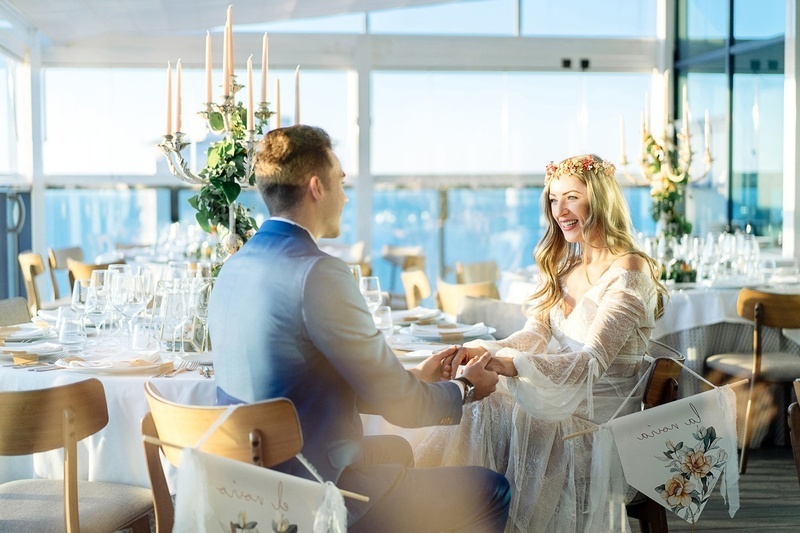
[
  {"xmin": 368, "ymin": 0, "xmax": 515, "ymax": 36},
  {"xmin": 521, "ymin": 0, "xmax": 657, "ymax": 38},
  {"xmin": 371, "ymin": 71, "xmax": 651, "ymax": 175},
  {"xmin": 677, "ymin": 0, "xmax": 728, "ymax": 59},
  {"xmin": 43, "ymin": 68, "xmax": 353, "ymax": 176},
  {"xmin": 733, "ymin": 0, "xmax": 785, "ymax": 41},
  {"xmin": 0, "ymin": 54, "xmax": 19, "ymax": 175}
]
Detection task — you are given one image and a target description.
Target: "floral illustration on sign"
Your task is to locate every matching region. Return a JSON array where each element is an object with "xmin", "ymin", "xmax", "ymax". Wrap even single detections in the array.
[
  {"xmin": 229, "ymin": 511, "xmax": 259, "ymax": 532},
  {"xmin": 654, "ymin": 425, "xmax": 729, "ymax": 522}
]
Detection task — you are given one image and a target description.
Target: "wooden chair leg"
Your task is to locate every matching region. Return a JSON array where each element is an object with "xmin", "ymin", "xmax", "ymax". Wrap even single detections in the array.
[
  {"xmin": 740, "ymin": 394, "xmax": 755, "ymax": 474},
  {"xmin": 626, "ymin": 495, "xmax": 669, "ymax": 533},
  {"xmin": 129, "ymin": 514, "xmax": 152, "ymax": 533}
]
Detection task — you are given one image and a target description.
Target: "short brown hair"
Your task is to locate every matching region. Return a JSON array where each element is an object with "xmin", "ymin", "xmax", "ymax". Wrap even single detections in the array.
[{"xmin": 255, "ymin": 125, "xmax": 333, "ymax": 214}]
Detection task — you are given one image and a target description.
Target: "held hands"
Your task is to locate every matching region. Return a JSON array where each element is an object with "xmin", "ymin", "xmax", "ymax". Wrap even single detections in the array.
[
  {"xmin": 460, "ymin": 352, "xmax": 499, "ymax": 401},
  {"xmin": 486, "ymin": 356, "xmax": 517, "ymax": 378},
  {"xmin": 411, "ymin": 345, "xmax": 460, "ymax": 383}
]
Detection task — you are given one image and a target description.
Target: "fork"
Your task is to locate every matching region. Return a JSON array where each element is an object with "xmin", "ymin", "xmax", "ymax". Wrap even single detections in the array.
[{"xmin": 164, "ymin": 360, "xmax": 199, "ymax": 378}]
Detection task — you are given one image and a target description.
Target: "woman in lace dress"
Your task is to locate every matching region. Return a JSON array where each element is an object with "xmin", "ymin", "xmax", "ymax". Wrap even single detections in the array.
[{"xmin": 416, "ymin": 154, "xmax": 667, "ymax": 533}]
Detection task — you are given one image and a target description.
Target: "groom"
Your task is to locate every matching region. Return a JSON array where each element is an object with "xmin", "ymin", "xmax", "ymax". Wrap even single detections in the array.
[{"xmin": 208, "ymin": 125, "xmax": 510, "ymax": 532}]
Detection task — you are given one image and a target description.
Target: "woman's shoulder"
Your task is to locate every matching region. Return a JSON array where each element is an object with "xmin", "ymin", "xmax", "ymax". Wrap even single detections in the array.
[{"xmin": 611, "ymin": 252, "xmax": 650, "ymax": 273}]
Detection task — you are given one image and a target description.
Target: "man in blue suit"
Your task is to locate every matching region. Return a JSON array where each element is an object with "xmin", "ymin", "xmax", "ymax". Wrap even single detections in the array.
[{"xmin": 208, "ymin": 125, "xmax": 510, "ymax": 532}]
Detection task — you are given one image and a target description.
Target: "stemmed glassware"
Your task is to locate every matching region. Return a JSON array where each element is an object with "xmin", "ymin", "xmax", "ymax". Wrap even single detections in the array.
[
  {"xmin": 156, "ymin": 279, "xmax": 191, "ymax": 356},
  {"xmin": 191, "ymin": 277, "xmax": 215, "ymax": 353},
  {"xmin": 111, "ymin": 272, "xmax": 153, "ymax": 346},
  {"xmin": 84, "ymin": 270, "xmax": 113, "ymax": 345},
  {"xmin": 70, "ymin": 278, "xmax": 90, "ymax": 333},
  {"xmin": 359, "ymin": 276, "xmax": 383, "ymax": 314}
]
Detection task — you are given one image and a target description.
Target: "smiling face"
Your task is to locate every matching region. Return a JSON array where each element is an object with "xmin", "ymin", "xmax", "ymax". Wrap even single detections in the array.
[{"xmin": 548, "ymin": 173, "xmax": 590, "ymax": 244}]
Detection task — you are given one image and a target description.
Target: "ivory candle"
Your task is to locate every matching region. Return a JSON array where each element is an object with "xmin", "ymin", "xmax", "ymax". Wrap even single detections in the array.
[
  {"xmin": 165, "ymin": 62, "xmax": 172, "ymax": 136},
  {"xmin": 275, "ymin": 78, "xmax": 281, "ymax": 129},
  {"xmin": 294, "ymin": 65, "xmax": 300, "ymax": 125},
  {"xmin": 227, "ymin": 6, "xmax": 233, "ymax": 82},
  {"xmin": 261, "ymin": 33, "xmax": 268, "ymax": 103},
  {"xmin": 644, "ymin": 92, "xmax": 650, "ymax": 133},
  {"xmin": 663, "ymin": 69, "xmax": 670, "ymax": 136},
  {"xmin": 205, "ymin": 31, "xmax": 212, "ymax": 103},
  {"xmin": 704, "ymin": 110, "xmax": 710, "ymax": 151},
  {"xmin": 619, "ymin": 115, "xmax": 626, "ymax": 161},
  {"xmin": 682, "ymin": 83, "xmax": 690, "ymax": 136},
  {"xmin": 222, "ymin": 25, "xmax": 229, "ymax": 97},
  {"xmin": 247, "ymin": 55, "xmax": 254, "ymax": 131},
  {"xmin": 176, "ymin": 59, "xmax": 182, "ymax": 133}
]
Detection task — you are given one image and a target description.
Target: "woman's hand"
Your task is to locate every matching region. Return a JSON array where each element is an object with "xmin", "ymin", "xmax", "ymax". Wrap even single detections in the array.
[
  {"xmin": 451, "ymin": 345, "xmax": 486, "ymax": 369},
  {"xmin": 486, "ymin": 356, "xmax": 517, "ymax": 377},
  {"xmin": 409, "ymin": 345, "xmax": 460, "ymax": 382}
]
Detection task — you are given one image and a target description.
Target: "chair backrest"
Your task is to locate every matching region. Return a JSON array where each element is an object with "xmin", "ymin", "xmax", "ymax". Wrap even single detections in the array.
[
  {"xmin": 436, "ymin": 278, "xmax": 500, "ymax": 315},
  {"xmin": 142, "ymin": 382, "xmax": 304, "ymax": 532},
  {"xmin": 455, "ymin": 260, "xmax": 500, "ymax": 284},
  {"xmin": 737, "ymin": 287, "xmax": 800, "ymax": 329},
  {"xmin": 0, "ymin": 296, "xmax": 31, "ymax": 326},
  {"xmin": 18, "ymin": 251, "xmax": 47, "ymax": 315},
  {"xmin": 66, "ymin": 257, "xmax": 125, "ymax": 289},
  {"xmin": 457, "ymin": 296, "xmax": 526, "ymax": 339},
  {"xmin": 48, "ymin": 247, "xmax": 84, "ymax": 300},
  {"xmin": 643, "ymin": 340, "xmax": 686, "ymax": 408},
  {"xmin": 0, "ymin": 379, "xmax": 109, "ymax": 532},
  {"xmin": 789, "ymin": 402, "xmax": 800, "ymax": 491},
  {"xmin": 381, "ymin": 245, "xmax": 424, "ymax": 270},
  {"xmin": 401, "ymin": 269, "xmax": 432, "ymax": 309}
]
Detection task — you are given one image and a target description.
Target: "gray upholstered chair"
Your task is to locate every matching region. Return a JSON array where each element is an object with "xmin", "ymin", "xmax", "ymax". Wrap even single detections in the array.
[
  {"xmin": 457, "ymin": 296, "xmax": 526, "ymax": 339},
  {"xmin": 0, "ymin": 297, "xmax": 31, "ymax": 326}
]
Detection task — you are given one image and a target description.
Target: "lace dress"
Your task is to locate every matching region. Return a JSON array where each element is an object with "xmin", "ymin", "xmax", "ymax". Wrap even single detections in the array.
[{"xmin": 415, "ymin": 267, "xmax": 658, "ymax": 533}]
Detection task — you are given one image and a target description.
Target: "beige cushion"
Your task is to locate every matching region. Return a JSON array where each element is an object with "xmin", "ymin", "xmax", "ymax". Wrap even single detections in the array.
[
  {"xmin": 0, "ymin": 479, "xmax": 152, "ymax": 533},
  {"xmin": 706, "ymin": 352, "xmax": 800, "ymax": 381}
]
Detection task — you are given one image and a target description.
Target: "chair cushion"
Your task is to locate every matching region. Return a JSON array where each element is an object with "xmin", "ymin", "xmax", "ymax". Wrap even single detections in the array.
[
  {"xmin": 0, "ymin": 479, "xmax": 152, "ymax": 533},
  {"xmin": 706, "ymin": 352, "xmax": 800, "ymax": 381}
]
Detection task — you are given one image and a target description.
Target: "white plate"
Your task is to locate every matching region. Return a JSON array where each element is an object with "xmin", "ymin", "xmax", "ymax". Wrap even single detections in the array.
[
  {"xmin": 0, "ymin": 323, "xmax": 50, "ymax": 341},
  {"xmin": 0, "ymin": 343, "xmax": 69, "ymax": 361},
  {"xmin": 54, "ymin": 359, "xmax": 164, "ymax": 374},
  {"xmin": 396, "ymin": 349, "xmax": 432, "ymax": 364},
  {"xmin": 400, "ymin": 324, "xmax": 496, "ymax": 342},
  {"xmin": 391, "ymin": 307, "xmax": 441, "ymax": 326}
]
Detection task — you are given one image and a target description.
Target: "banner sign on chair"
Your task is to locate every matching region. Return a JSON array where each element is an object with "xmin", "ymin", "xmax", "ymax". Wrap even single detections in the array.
[
  {"xmin": 173, "ymin": 448, "xmax": 346, "ymax": 533},
  {"xmin": 607, "ymin": 386, "xmax": 740, "ymax": 524}
]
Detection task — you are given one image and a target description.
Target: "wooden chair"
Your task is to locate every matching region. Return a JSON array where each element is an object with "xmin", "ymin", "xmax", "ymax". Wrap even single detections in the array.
[
  {"xmin": 18, "ymin": 251, "xmax": 69, "ymax": 315},
  {"xmin": 66, "ymin": 257, "xmax": 125, "ymax": 289},
  {"xmin": 436, "ymin": 278, "xmax": 500, "ymax": 316},
  {"xmin": 790, "ymin": 379, "xmax": 800, "ymax": 491},
  {"xmin": 381, "ymin": 245, "xmax": 424, "ymax": 291},
  {"xmin": 0, "ymin": 379, "xmax": 153, "ymax": 532},
  {"xmin": 401, "ymin": 269, "xmax": 432, "ymax": 309},
  {"xmin": 625, "ymin": 340, "xmax": 685, "ymax": 533},
  {"xmin": 142, "ymin": 382, "xmax": 304, "ymax": 533},
  {"xmin": 0, "ymin": 296, "xmax": 31, "ymax": 326},
  {"xmin": 455, "ymin": 260, "xmax": 500, "ymax": 284},
  {"xmin": 705, "ymin": 288, "xmax": 800, "ymax": 474},
  {"xmin": 48, "ymin": 246, "xmax": 84, "ymax": 299}
]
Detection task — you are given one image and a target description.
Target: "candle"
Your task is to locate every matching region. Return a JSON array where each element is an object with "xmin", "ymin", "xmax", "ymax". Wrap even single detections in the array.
[
  {"xmin": 619, "ymin": 115, "xmax": 626, "ymax": 161},
  {"xmin": 176, "ymin": 59, "xmax": 182, "ymax": 133},
  {"xmin": 663, "ymin": 69, "xmax": 670, "ymax": 136},
  {"xmin": 682, "ymin": 83, "xmax": 690, "ymax": 136},
  {"xmin": 261, "ymin": 33, "xmax": 268, "ymax": 103},
  {"xmin": 222, "ymin": 25, "xmax": 229, "ymax": 97},
  {"xmin": 205, "ymin": 31, "xmax": 212, "ymax": 103},
  {"xmin": 644, "ymin": 92, "xmax": 650, "ymax": 133},
  {"xmin": 165, "ymin": 62, "xmax": 172, "ymax": 136},
  {"xmin": 247, "ymin": 55, "xmax": 254, "ymax": 131},
  {"xmin": 640, "ymin": 112, "xmax": 646, "ymax": 157},
  {"xmin": 227, "ymin": 5, "xmax": 234, "ymax": 83},
  {"xmin": 704, "ymin": 110, "xmax": 710, "ymax": 151},
  {"xmin": 294, "ymin": 65, "xmax": 300, "ymax": 125},
  {"xmin": 275, "ymin": 78, "xmax": 281, "ymax": 129}
]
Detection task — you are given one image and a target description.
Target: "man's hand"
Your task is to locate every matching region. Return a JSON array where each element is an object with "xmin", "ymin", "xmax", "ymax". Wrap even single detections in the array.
[
  {"xmin": 460, "ymin": 352, "xmax": 499, "ymax": 401},
  {"xmin": 451, "ymin": 345, "xmax": 486, "ymax": 369},
  {"xmin": 409, "ymin": 345, "xmax": 459, "ymax": 383}
]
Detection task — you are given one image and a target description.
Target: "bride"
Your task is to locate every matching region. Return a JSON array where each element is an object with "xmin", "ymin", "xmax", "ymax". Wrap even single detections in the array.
[{"xmin": 416, "ymin": 154, "xmax": 667, "ymax": 532}]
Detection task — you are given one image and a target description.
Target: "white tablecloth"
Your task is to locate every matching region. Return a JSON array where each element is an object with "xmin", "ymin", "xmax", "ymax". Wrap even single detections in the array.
[{"xmin": 0, "ymin": 367, "xmax": 216, "ymax": 488}]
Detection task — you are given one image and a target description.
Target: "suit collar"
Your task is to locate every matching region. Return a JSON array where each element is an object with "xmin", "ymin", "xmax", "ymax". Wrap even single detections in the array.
[{"xmin": 260, "ymin": 218, "xmax": 316, "ymax": 242}]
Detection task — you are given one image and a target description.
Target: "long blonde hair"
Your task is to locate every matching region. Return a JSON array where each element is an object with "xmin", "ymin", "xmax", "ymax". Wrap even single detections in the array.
[{"xmin": 531, "ymin": 154, "xmax": 667, "ymax": 322}]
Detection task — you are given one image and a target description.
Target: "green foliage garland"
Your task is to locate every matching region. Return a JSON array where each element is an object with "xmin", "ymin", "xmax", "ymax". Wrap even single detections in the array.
[{"xmin": 643, "ymin": 133, "xmax": 693, "ymax": 239}]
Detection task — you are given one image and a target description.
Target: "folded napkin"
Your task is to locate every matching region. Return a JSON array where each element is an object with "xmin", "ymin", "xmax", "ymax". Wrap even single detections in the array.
[
  {"xmin": 409, "ymin": 322, "xmax": 488, "ymax": 342},
  {"xmin": 36, "ymin": 309, "xmax": 60, "ymax": 324},
  {"xmin": 1, "ymin": 342, "xmax": 65, "ymax": 356},
  {"xmin": 390, "ymin": 341, "xmax": 455, "ymax": 352},
  {"xmin": 392, "ymin": 307, "xmax": 440, "ymax": 324}
]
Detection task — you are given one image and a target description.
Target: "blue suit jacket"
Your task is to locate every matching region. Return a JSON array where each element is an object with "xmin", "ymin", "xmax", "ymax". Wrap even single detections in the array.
[{"xmin": 208, "ymin": 220, "xmax": 462, "ymax": 485}]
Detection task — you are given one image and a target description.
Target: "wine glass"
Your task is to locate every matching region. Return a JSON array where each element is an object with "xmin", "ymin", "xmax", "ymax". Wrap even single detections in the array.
[
  {"xmin": 71, "ymin": 278, "xmax": 90, "ymax": 323},
  {"xmin": 111, "ymin": 272, "xmax": 152, "ymax": 344},
  {"xmin": 85, "ymin": 270, "xmax": 113, "ymax": 345},
  {"xmin": 157, "ymin": 279, "xmax": 190, "ymax": 356},
  {"xmin": 359, "ymin": 276, "xmax": 382, "ymax": 314},
  {"xmin": 348, "ymin": 264, "xmax": 362, "ymax": 285}
]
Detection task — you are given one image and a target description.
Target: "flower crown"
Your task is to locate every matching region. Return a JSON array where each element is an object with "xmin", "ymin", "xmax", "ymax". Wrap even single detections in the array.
[{"xmin": 545, "ymin": 155, "xmax": 616, "ymax": 184}]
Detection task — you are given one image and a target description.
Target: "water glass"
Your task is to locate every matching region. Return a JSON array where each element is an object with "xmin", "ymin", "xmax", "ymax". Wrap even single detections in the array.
[
  {"xmin": 373, "ymin": 305, "xmax": 394, "ymax": 338},
  {"xmin": 58, "ymin": 308, "xmax": 87, "ymax": 351},
  {"xmin": 360, "ymin": 276, "xmax": 382, "ymax": 314},
  {"xmin": 131, "ymin": 317, "xmax": 160, "ymax": 351},
  {"xmin": 348, "ymin": 264, "xmax": 362, "ymax": 285}
]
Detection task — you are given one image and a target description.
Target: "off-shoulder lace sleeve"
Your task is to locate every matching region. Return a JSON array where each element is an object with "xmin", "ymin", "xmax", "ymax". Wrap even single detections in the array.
[
  {"xmin": 505, "ymin": 268, "xmax": 656, "ymax": 422},
  {"xmin": 462, "ymin": 299, "xmax": 551, "ymax": 356}
]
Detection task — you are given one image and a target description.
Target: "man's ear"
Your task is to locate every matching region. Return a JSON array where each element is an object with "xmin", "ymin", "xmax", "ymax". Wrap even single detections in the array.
[{"xmin": 308, "ymin": 175, "xmax": 323, "ymax": 201}]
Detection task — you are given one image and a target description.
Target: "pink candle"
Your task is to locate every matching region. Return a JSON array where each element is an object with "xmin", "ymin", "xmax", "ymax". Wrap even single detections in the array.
[
  {"xmin": 176, "ymin": 59, "xmax": 182, "ymax": 133},
  {"xmin": 205, "ymin": 31, "xmax": 212, "ymax": 103},
  {"xmin": 275, "ymin": 79, "xmax": 281, "ymax": 129},
  {"xmin": 294, "ymin": 65, "xmax": 300, "ymax": 125},
  {"xmin": 247, "ymin": 55, "xmax": 254, "ymax": 131},
  {"xmin": 261, "ymin": 33, "xmax": 269, "ymax": 103},
  {"xmin": 165, "ymin": 62, "xmax": 172, "ymax": 136}
]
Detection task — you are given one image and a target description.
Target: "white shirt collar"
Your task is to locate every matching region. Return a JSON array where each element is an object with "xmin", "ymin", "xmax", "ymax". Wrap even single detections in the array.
[{"xmin": 270, "ymin": 216, "xmax": 316, "ymax": 241}]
